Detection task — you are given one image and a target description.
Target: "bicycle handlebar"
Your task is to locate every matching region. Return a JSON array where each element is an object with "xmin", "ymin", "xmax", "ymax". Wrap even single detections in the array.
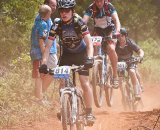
[
  {"xmin": 48, "ymin": 65, "xmax": 85, "ymax": 75},
  {"xmin": 125, "ymin": 57, "xmax": 141, "ymax": 65}
]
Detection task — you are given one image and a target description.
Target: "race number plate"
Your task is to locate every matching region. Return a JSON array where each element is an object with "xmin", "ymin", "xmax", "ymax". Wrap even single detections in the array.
[
  {"xmin": 54, "ymin": 66, "xmax": 71, "ymax": 79},
  {"xmin": 91, "ymin": 36, "xmax": 102, "ymax": 46},
  {"xmin": 117, "ymin": 62, "xmax": 127, "ymax": 71}
]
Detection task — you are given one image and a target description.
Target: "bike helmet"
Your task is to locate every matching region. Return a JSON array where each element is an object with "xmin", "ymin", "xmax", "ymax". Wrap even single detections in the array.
[
  {"xmin": 120, "ymin": 28, "xmax": 128, "ymax": 36},
  {"xmin": 57, "ymin": 0, "xmax": 76, "ymax": 9}
]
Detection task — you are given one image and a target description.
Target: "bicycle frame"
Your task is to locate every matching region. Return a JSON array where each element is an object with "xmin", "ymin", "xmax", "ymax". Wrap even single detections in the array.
[
  {"xmin": 94, "ymin": 45, "xmax": 108, "ymax": 85},
  {"xmin": 118, "ymin": 59, "xmax": 143, "ymax": 111}
]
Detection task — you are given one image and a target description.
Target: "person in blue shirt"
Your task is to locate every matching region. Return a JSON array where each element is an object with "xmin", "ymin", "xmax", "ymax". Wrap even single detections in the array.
[
  {"xmin": 30, "ymin": 2, "xmax": 57, "ymax": 104},
  {"xmin": 83, "ymin": 0, "xmax": 121, "ymax": 88},
  {"xmin": 33, "ymin": 0, "xmax": 58, "ymax": 98}
]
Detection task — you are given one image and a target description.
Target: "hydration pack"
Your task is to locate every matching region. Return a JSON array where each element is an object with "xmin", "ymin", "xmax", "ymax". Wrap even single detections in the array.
[{"xmin": 92, "ymin": 1, "xmax": 111, "ymax": 18}]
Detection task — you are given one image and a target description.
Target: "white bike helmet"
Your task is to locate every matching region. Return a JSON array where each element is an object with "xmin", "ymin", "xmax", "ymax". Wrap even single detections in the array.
[{"xmin": 57, "ymin": 0, "xmax": 76, "ymax": 9}]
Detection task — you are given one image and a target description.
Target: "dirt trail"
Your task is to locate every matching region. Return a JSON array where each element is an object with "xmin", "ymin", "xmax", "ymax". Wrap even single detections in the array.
[{"xmin": 15, "ymin": 84, "xmax": 160, "ymax": 130}]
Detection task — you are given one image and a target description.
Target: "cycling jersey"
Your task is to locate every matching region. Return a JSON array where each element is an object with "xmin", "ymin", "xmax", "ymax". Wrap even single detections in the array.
[
  {"xmin": 30, "ymin": 18, "xmax": 48, "ymax": 61},
  {"xmin": 49, "ymin": 13, "xmax": 90, "ymax": 53},
  {"xmin": 84, "ymin": 2, "xmax": 117, "ymax": 29},
  {"xmin": 35, "ymin": 15, "xmax": 57, "ymax": 54},
  {"xmin": 116, "ymin": 38, "xmax": 140, "ymax": 61}
]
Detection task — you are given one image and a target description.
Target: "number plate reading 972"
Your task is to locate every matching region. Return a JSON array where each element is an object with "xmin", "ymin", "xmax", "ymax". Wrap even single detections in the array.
[
  {"xmin": 92, "ymin": 36, "xmax": 102, "ymax": 46},
  {"xmin": 54, "ymin": 66, "xmax": 71, "ymax": 79}
]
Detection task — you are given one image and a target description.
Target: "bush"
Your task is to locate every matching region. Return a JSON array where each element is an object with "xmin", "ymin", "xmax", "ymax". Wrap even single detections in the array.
[
  {"xmin": 139, "ymin": 39, "xmax": 160, "ymax": 83},
  {"xmin": 0, "ymin": 53, "xmax": 59, "ymax": 129}
]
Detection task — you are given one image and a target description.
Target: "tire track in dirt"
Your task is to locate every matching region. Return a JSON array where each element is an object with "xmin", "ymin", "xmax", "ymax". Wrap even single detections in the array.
[{"xmin": 15, "ymin": 84, "xmax": 160, "ymax": 130}]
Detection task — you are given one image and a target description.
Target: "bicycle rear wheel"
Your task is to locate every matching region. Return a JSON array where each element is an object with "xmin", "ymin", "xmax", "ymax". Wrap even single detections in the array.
[
  {"xmin": 92, "ymin": 61, "xmax": 104, "ymax": 108},
  {"xmin": 61, "ymin": 94, "xmax": 76, "ymax": 130},
  {"xmin": 104, "ymin": 65, "xmax": 114, "ymax": 107}
]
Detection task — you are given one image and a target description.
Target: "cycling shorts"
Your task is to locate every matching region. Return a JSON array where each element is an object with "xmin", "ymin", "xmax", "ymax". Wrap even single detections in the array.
[
  {"xmin": 59, "ymin": 50, "xmax": 89, "ymax": 76},
  {"xmin": 93, "ymin": 26, "xmax": 115, "ymax": 54},
  {"xmin": 93, "ymin": 26, "xmax": 113, "ymax": 37}
]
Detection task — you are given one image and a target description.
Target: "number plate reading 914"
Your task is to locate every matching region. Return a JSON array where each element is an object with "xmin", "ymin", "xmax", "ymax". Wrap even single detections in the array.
[{"xmin": 54, "ymin": 66, "xmax": 71, "ymax": 79}]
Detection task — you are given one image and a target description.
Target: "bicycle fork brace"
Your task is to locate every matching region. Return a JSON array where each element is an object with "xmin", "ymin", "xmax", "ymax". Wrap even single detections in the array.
[{"xmin": 60, "ymin": 87, "xmax": 78, "ymax": 125}]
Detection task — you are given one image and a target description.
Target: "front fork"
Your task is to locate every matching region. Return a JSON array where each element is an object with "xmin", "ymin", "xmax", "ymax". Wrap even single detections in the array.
[{"xmin": 60, "ymin": 87, "xmax": 78, "ymax": 125}]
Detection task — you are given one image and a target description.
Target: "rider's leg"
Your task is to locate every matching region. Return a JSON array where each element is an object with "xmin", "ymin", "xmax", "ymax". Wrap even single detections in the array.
[
  {"xmin": 79, "ymin": 74, "xmax": 95, "ymax": 123},
  {"xmin": 79, "ymin": 75, "xmax": 92, "ymax": 110},
  {"xmin": 107, "ymin": 43, "xmax": 119, "ymax": 88},
  {"xmin": 136, "ymin": 68, "xmax": 144, "ymax": 92},
  {"xmin": 128, "ymin": 68, "xmax": 141, "ymax": 98}
]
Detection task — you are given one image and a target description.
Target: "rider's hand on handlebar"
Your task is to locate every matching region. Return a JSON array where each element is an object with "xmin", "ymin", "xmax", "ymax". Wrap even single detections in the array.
[
  {"xmin": 138, "ymin": 56, "xmax": 143, "ymax": 63},
  {"xmin": 39, "ymin": 64, "xmax": 48, "ymax": 74},
  {"xmin": 84, "ymin": 57, "xmax": 94, "ymax": 69},
  {"xmin": 112, "ymin": 32, "xmax": 120, "ymax": 39}
]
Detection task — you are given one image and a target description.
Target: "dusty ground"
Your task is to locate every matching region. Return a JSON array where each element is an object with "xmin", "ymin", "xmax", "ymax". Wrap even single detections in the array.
[{"xmin": 6, "ymin": 84, "xmax": 160, "ymax": 130}]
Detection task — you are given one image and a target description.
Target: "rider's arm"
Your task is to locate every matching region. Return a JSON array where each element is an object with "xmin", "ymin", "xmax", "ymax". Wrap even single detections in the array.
[
  {"xmin": 82, "ymin": 5, "xmax": 92, "ymax": 24},
  {"xmin": 128, "ymin": 39, "xmax": 144, "ymax": 59},
  {"xmin": 83, "ymin": 15, "xmax": 90, "ymax": 24},
  {"xmin": 112, "ymin": 13, "xmax": 121, "ymax": 33},
  {"xmin": 84, "ymin": 34, "xmax": 94, "ymax": 58},
  {"xmin": 108, "ymin": 3, "xmax": 121, "ymax": 33},
  {"xmin": 137, "ymin": 49, "xmax": 144, "ymax": 58},
  {"xmin": 78, "ymin": 16, "xmax": 93, "ymax": 57},
  {"xmin": 41, "ymin": 24, "xmax": 56, "ymax": 64}
]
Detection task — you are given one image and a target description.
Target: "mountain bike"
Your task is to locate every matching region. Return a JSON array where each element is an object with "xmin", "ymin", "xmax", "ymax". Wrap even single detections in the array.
[
  {"xmin": 91, "ymin": 36, "xmax": 114, "ymax": 107},
  {"xmin": 49, "ymin": 65, "xmax": 89, "ymax": 130},
  {"xmin": 117, "ymin": 57, "xmax": 144, "ymax": 111}
]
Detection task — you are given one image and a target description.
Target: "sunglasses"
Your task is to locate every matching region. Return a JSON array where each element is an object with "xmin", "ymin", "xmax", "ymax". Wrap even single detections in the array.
[{"xmin": 58, "ymin": 8, "xmax": 71, "ymax": 13}]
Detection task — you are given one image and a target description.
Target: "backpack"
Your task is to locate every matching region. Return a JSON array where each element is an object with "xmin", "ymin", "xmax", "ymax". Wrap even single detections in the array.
[{"xmin": 92, "ymin": 1, "xmax": 111, "ymax": 18}]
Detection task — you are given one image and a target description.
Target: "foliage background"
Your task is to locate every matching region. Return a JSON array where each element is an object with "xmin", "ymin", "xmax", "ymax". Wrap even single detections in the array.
[{"xmin": 0, "ymin": 0, "xmax": 160, "ymax": 128}]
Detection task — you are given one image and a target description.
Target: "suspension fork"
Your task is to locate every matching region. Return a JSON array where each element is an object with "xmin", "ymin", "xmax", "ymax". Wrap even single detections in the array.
[{"xmin": 60, "ymin": 83, "xmax": 78, "ymax": 124}]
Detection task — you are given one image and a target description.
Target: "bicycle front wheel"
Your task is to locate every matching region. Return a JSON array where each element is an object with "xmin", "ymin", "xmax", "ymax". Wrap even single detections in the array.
[
  {"xmin": 61, "ymin": 94, "xmax": 76, "ymax": 130},
  {"xmin": 92, "ymin": 61, "xmax": 104, "ymax": 108}
]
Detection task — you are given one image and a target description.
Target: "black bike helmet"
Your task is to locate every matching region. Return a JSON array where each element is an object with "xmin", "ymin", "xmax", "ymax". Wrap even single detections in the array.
[
  {"xmin": 57, "ymin": 0, "xmax": 76, "ymax": 9},
  {"xmin": 120, "ymin": 28, "xmax": 128, "ymax": 36}
]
